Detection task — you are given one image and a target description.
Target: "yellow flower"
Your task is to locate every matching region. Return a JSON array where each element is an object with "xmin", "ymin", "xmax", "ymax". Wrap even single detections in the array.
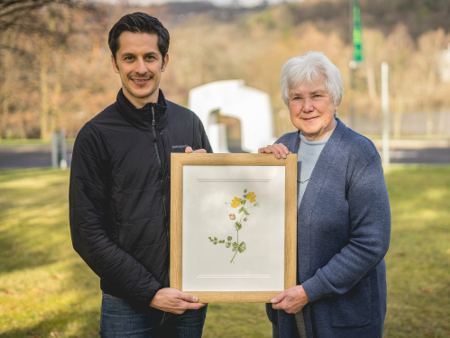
[
  {"xmin": 231, "ymin": 197, "xmax": 241, "ymax": 208},
  {"xmin": 246, "ymin": 192, "xmax": 256, "ymax": 203}
]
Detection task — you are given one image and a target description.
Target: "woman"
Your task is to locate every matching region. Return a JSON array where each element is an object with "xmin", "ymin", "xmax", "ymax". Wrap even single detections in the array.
[{"xmin": 259, "ymin": 51, "xmax": 391, "ymax": 338}]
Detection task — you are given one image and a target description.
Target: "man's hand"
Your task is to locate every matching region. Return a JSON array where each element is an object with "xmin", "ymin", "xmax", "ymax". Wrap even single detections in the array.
[
  {"xmin": 258, "ymin": 143, "xmax": 290, "ymax": 159},
  {"xmin": 271, "ymin": 285, "xmax": 309, "ymax": 314},
  {"xmin": 150, "ymin": 288, "xmax": 206, "ymax": 314},
  {"xmin": 185, "ymin": 147, "xmax": 207, "ymax": 153}
]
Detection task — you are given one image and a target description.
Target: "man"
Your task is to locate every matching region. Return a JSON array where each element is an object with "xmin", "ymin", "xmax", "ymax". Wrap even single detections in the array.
[{"xmin": 69, "ymin": 13, "xmax": 212, "ymax": 337}]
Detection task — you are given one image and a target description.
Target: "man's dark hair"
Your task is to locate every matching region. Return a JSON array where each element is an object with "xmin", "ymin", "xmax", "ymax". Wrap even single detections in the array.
[{"xmin": 108, "ymin": 12, "xmax": 170, "ymax": 62}]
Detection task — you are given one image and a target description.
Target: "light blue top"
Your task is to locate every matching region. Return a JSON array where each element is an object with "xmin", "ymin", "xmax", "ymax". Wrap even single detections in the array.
[{"xmin": 297, "ymin": 131, "xmax": 331, "ymax": 208}]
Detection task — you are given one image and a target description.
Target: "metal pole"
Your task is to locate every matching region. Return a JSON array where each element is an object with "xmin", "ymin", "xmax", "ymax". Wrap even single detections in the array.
[
  {"xmin": 349, "ymin": 60, "xmax": 357, "ymax": 129},
  {"xmin": 381, "ymin": 62, "xmax": 390, "ymax": 166},
  {"xmin": 59, "ymin": 129, "xmax": 68, "ymax": 170},
  {"xmin": 51, "ymin": 132, "xmax": 58, "ymax": 168}
]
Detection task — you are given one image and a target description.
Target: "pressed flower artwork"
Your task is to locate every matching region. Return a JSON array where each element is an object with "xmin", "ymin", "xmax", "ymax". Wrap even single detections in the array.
[
  {"xmin": 208, "ymin": 189, "xmax": 260, "ymax": 263},
  {"xmin": 180, "ymin": 165, "xmax": 287, "ymax": 292}
]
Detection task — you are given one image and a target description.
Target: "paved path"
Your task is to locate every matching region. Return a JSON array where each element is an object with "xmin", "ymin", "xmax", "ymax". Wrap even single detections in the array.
[
  {"xmin": 0, "ymin": 141, "xmax": 449, "ymax": 169},
  {"xmin": 0, "ymin": 145, "xmax": 73, "ymax": 169},
  {"xmin": 373, "ymin": 139, "xmax": 450, "ymax": 164},
  {"xmin": 388, "ymin": 148, "xmax": 450, "ymax": 164}
]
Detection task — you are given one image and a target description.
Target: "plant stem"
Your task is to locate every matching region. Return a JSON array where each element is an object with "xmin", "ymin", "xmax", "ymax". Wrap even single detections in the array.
[
  {"xmin": 230, "ymin": 229, "xmax": 239, "ymax": 263},
  {"xmin": 230, "ymin": 205, "xmax": 252, "ymax": 263}
]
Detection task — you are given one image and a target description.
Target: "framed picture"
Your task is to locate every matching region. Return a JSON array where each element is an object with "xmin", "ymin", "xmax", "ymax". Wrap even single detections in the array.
[{"xmin": 170, "ymin": 153, "xmax": 297, "ymax": 303}]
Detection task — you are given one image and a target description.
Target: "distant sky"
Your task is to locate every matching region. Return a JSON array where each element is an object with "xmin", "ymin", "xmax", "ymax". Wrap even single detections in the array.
[{"xmin": 100, "ymin": 0, "xmax": 305, "ymax": 9}]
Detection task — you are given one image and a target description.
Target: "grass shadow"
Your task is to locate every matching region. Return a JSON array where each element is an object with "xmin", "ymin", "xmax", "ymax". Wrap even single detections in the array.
[
  {"xmin": 0, "ymin": 169, "xmax": 72, "ymax": 274},
  {"xmin": 1, "ymin": 309, "xmax": 100, "ymax": 338}
]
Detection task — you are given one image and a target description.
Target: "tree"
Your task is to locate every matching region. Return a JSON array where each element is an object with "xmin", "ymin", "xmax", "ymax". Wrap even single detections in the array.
[
  {"xmin": 0, "ymin": 0, "xmax": 89, "ymax": 34},
  {"xmin": 0, "ymin": 0, "xmax": 96, "ymax": 139}
]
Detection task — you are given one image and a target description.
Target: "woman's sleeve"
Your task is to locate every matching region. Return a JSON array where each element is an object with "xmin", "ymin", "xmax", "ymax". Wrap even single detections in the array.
[{"xmin": 301, "ymin": 153, "xmax": 391, "ymax": 302}]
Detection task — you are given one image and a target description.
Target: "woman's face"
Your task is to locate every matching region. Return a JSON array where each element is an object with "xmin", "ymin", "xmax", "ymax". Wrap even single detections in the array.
[{"xmin": 288, "ymin": 75, "xmax": 339, "ymax": 141}]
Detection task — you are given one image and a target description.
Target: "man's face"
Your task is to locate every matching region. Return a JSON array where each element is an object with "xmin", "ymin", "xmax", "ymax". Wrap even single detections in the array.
[
  {"xmin": 288, "ymin": 75, "xmax": 339, "ymax": 141},
  {"xmin": 112, "ymin": 32, "xmax": 169, "ymax": 108}
]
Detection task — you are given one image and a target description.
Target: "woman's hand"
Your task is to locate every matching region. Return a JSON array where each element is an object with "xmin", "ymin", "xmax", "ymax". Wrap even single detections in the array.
[
  {"xmin": 258, "ymin": 143, "xmax": 290, "ymax": 159},
  {"xmin": 271, "ymin": 285, "xmax": 310, "ymax": 314}
]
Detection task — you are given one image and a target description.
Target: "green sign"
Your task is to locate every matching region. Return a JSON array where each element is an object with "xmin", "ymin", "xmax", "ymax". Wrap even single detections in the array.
[{"xmin": 353, "ymin": 0, "xmax": 363, "ymax": 62}]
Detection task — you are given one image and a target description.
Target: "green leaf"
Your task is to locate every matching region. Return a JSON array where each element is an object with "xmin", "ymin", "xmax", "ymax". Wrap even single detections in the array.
[
  {"xmin": 227, "ymin": 236, "xmax": 232, "ymax": 241},
  {"xmin": 238, "ymin": 242, "xmax": 246, "ymax": 253},
  {"xmin": 208, "ymin": 237, "xmax": 213, "ymax": 241},
  {"xmin": 239, "ymin": 207, "xmax": 249, "ymax": 216},
  {"xmin": 214, "ymin": 237, "xmax": 217, "ymax": 241},
  {"xmin": 219, "ymin": 240, "xmax": 225, "ymax": 244},
  {"xmin": 241, "ymin": 199, "xmax": 246, "ymax": 205},
  {"xmin": 238, "ymin": 206, "xmax": 249, "ymax": 215},
  {"xmin": 213, "ymin": 242, "xmax": 217, "ymax": 245},
  {"xmin": 234, "ymin": 222, "xmax": 242, "ymax": 231},
  {"xmin": 232, "ymin": 242, "xmax": 238, "ymax": 251},
  {"xmin": 254, "ymin": 202, "xmax": 260, "ymax": 207},
  {"xmin": 244, "ymin": 189, "xmax": 247, "ymax": 193},
  {"xmin": 225, "ymin": 242, "xmax": 231, "ymax": 248}
]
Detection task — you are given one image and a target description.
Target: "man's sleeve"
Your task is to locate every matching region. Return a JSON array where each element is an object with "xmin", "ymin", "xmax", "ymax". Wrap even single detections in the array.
[
  {"xmin": 69, "ymin": 124, "xmax": 162, "ymax": 310},
  {"xmin": 301, "ymin": 153, "xmax": 391, "ymax": 302},
  {"xmin": 194, "ymin": 115, "xmax": 213, "ymax": 153}
]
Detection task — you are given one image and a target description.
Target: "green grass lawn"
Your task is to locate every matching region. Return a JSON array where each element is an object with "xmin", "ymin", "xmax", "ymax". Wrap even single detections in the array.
[
  {"xmin": 0, "ymin": 166, "xmax": 449, "ymax": 337},
  {"xmin": 0, "ymin": 139, "xmax": 75, "ymax": 147}
]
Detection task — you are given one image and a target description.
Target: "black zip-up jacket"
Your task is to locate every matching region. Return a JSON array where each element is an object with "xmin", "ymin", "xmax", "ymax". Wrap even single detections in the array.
[{"xmin": 69, "ymin": 89, "xmax": 212, "ymax": 311}]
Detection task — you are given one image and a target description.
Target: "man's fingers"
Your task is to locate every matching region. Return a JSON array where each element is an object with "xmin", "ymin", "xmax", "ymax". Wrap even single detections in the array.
[
  {"xmin": 185, "ymin": 302, "xmax": 207, "ymax": 310},
  {"xmin": 185, "ymin": 147, "xmax": 206, "ymax": 153},
  {"xmin": 178, "ymin": 293, "xmax": 206, "ymax": 310},
  {"xmin": 179, "ymin": 292, "xmax": 199, "ymax": 303}
]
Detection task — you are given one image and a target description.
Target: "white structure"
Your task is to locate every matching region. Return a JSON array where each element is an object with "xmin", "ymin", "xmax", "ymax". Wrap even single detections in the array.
[
  {"xmin": 439, "ymin": 43, "xmax": 450, "ymax": 83},
  {"xmin": 188, "ymin": 80, "xmax": 275, "ymax": 153}
]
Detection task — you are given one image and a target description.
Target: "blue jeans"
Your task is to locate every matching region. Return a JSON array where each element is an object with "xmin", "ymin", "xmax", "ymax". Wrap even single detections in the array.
[{"xmin": 100, "ymin": 293, "xmax": 207, "ymax": 338}]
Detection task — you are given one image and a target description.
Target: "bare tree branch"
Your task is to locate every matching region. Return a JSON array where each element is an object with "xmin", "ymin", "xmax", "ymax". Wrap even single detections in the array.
[{"xmin": 0, "ymin": 0, "xmax": 96, "ymax": 34}]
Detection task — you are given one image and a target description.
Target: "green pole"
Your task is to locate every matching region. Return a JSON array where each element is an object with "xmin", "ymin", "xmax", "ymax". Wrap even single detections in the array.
[
  {"xmin": 353, "ymin": 0, "xmax": 363, "ymax": 63},
  {"xmin": 349, "ymin": 0, "xmax": 363, "ymax": 130}
]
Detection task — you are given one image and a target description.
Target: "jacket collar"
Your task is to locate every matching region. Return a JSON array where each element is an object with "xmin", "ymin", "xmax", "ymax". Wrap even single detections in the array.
[{"xmin": 116, "ymin": 88, "xmax": 168, "ymax": 131}]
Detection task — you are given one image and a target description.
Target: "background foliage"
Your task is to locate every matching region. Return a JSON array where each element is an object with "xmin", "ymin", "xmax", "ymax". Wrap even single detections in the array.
[{"xmin": 1, "ymin": 0, "xmax": 450, "ymax": 139}]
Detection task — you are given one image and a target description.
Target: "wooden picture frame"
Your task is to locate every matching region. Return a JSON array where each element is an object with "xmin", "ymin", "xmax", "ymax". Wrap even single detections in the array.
[{"xmin": 170, "ymin": 153, "xmax": 297, "ymax": 303}]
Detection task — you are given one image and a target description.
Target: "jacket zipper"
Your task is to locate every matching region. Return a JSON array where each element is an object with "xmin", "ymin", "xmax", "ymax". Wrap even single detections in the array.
[{"xmin": 151, "ymin": 107, "xmax": 170, "ymax": 260}]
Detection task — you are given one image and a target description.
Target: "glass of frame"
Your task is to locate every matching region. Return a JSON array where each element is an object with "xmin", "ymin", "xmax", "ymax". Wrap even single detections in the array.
[{"xmin": 170, "ymin": 153, "xmax": 297, "ymax": 303}]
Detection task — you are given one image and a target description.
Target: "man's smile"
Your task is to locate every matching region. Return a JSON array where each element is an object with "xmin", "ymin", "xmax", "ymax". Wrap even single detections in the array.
[{"xmin": 131, "ymin": 78, "xmax": 151, "ymax": 85}]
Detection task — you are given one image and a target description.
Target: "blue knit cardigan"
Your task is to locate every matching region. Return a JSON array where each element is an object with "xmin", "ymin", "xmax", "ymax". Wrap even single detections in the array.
[{"xmin": 266, "ymin": 119, "xmax": 391, "ymax": 338}]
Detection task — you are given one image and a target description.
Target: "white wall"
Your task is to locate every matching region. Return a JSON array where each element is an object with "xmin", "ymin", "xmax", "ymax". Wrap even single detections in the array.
[{"xmin": 188, "ymin": 80, "xmax": 275, "ymax": 153}]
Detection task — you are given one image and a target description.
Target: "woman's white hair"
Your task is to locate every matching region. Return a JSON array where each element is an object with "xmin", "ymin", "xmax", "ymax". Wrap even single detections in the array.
[{"xmin": 280, "ymin": 51, "xmax": 344, "ymax": 107}]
